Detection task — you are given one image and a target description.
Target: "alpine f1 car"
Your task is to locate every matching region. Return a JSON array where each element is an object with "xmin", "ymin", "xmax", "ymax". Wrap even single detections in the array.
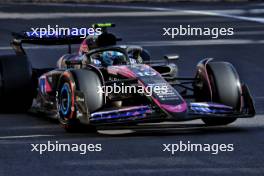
[{"xmin": 0, "ymin": 23, "xmax": 255, "ymax": 132}]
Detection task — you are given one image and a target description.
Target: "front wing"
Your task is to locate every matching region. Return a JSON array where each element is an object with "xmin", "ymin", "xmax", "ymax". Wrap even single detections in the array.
[{"xmin": 85, "ymin": 102, "xmax": 254, "ymax": 125}]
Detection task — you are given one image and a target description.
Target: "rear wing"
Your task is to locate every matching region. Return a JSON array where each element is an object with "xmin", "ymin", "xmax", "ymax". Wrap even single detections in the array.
[
  {"xmin": 11, "ymin": 32, "xmax": 84, "ymax": 55},
  {"xmin": 11, "ymin": 23, "xmax": 119, "ymax": 56}
]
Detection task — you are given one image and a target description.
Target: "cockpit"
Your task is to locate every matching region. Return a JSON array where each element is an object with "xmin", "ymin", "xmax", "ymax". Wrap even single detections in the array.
[{"xmin": 89, "ymin": 50, "xmax": 128, "ymax": 66}]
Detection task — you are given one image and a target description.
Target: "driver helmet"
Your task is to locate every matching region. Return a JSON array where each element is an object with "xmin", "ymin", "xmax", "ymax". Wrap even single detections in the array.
[{"xmin": 102, "ymin": 51, "xmax": 124, "ymax": 66}]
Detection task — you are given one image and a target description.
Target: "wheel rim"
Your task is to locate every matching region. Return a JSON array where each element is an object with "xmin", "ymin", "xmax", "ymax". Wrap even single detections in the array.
[{"xmin": 60, "ymin": 83, "xmax": 71, "ymax": 116}]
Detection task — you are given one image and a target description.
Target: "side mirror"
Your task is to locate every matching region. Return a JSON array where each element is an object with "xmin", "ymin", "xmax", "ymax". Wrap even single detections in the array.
[{"xmin": 164, "ymin": 54, "xmax": 180, "ymax": 61}]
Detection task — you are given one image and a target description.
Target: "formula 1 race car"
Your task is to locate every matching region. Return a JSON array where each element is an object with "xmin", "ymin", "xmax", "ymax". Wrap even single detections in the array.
[{"xmin": 0, "ymin": 23, "xmax": 255, "ymax": 132}]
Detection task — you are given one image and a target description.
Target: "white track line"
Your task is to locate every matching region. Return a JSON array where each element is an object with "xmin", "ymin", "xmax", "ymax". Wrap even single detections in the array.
[
  {"xmin": 0, "ymin": 11, "xmax": 201, "ymax": 19},
  {"xmin": 0, "ymin": 10, "xmax": 263, "ymax": 20},
  {"xmin": 0, "ymin": 2, "xmax": 263, "ymax": 25},
  {"xmin": 0, "ymin": 134, "xmax": 54, "ymax": 139},
  {"xmin": 255, "ymin": 97, "xmax": 264, "ymax": 99},
  {"xmin": 32, "ymin": 3, "xmax": 264, "ymax": 15},
  {"xmin": 184, "ymin": 10, "xmax": 264, "ymax": 24},
  {"xmin": 236, "ymin": 31, "xmax": 264, "ymax": 35},
  {"xmin": 131, "ymin": 39, "xmax": 264, "ymax": 46},
  {"xmin": 10, "ymin": 2, "xmax": 169, "ymax": 11},
  {"xmin": 0, "ymin": 39, "xmax": 263, "ymax": 50},
  {"xmin": 0, "ymin": 7, "xmax": 262, "ymax": 22}
]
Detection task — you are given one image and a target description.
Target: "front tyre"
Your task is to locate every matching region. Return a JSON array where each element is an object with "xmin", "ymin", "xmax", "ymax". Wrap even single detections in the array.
[{"xmin": 199, "ymin": 62, "xmax": 241, "ymax": 126}]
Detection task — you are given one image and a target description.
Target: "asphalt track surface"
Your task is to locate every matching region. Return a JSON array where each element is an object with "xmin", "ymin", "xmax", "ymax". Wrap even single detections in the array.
[{"xmin": 0, "ymin": 2, "xmax": 264, "ymax": 176}]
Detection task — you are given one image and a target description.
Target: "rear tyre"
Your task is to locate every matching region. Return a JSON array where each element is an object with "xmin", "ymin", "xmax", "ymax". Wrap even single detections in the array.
[
  {"xmin": 200, "ymin": 62, "xmax": 241, "ymax": 126},
  {"xmin": 0, "ymin": 55, "xmax": 33, "ymax": 112},
  {"xmin": 57, "ymin": 79, "xmax": 79, "ymax": 132},
  {"xmin": 57, "ymin": 70, "xmax": 103, "ymax": 132}
]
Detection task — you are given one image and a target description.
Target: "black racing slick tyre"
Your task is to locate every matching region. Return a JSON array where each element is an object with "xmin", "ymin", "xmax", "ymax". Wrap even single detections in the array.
[
  {"xmin": 0, "ymin": 55, "xmax": 33, "ymax": 112},
  {"xmin": 201, "ymin": 62, "xmax": 241, "ymax": 126},
  {"xmin": 57, "ymin": 69, "xmax": 103, "ymax": 132}
]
